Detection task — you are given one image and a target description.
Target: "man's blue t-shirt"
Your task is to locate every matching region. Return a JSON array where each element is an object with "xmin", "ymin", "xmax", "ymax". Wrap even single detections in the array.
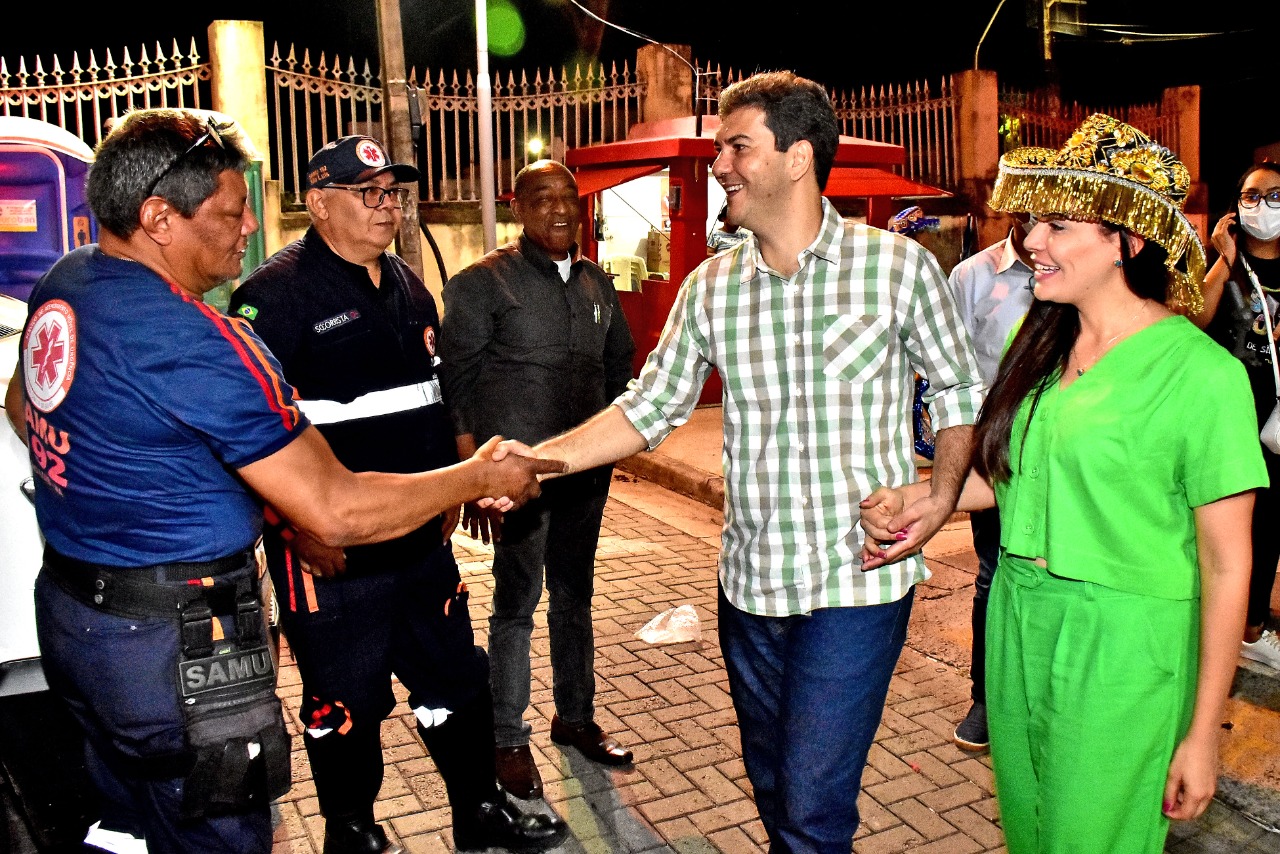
[{"xmin": 18, "ymin": 246, "xmax": 309, "ymax": 566}]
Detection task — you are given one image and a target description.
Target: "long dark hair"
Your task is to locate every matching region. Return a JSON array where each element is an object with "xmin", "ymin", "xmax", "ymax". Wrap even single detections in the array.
[{"xmin": 972, "ymin": 223, "xmax": 1171, "ymax": 481}]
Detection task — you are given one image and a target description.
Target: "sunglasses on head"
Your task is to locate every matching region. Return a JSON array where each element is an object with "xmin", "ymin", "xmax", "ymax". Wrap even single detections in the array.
[{"xmin": 143, "ymin": 118, "xmax": 230, "ymax": 199}]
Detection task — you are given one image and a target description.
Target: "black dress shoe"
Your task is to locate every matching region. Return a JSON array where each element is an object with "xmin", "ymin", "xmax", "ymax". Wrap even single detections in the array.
[
  {"xmin": 495, "ymin": 744, "xmax": 544, "ymax": 799},
  {"xmin": 550, "ymin": 715, "xmax": 634, "ymax": 766},
  {"xmin": 323, "ymin": 817, "xmax": 405, "ymax": 854},
  {"xmin": 454, "ymin": 793, "xmax": 569, "ymax": 852}
]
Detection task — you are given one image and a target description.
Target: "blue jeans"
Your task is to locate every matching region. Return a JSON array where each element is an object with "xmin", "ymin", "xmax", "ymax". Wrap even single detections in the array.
[
  {"xmin": 489, "ymin": 468, "xmax": 611, "ymax": 746},
  {"xmin": 718, "ymin": 585, "xmax": 914, "ymax": 854}
]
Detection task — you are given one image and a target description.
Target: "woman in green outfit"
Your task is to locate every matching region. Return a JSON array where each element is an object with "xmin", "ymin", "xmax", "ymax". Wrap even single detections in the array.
[{"xmin": 861, "ymin": 114, "xmax": 1266, "ymax": 853}]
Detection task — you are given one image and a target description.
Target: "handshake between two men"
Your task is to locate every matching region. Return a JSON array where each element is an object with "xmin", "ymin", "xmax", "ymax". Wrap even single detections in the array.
[{"xmin": 264, "ymin": 433, "xmax": 568, "ymax": 580}]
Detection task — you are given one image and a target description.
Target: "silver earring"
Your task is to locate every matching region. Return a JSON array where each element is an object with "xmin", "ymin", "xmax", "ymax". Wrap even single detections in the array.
[{"xmin": 1113, "ymin": 259, "xmax": 1124, "ymax": 267}]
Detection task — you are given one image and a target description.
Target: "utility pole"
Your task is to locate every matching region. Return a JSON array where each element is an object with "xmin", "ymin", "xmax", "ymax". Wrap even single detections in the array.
[
  {"xmin": 1042, "ymin": 0, "xmax": 1054, "ymax": 61},
  {"xmin": 1041, "ymin": 0, "xmax": 1086, "ymax": 62},
  {"xmin": 376, "ymin": 0, "xmax": 425, "ymax": 278}
]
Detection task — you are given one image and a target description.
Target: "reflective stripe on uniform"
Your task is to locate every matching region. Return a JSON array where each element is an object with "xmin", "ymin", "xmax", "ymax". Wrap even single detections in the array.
[{"xmin": 296, "ymin": 378, "xmax": 443, "ymax": 425}]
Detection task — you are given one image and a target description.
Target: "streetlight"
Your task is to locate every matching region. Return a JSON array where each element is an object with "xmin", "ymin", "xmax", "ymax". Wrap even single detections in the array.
[
  {"xmin": 973, "ymin": 0, "xmax": 1010, "ymax": 70},
  {"xmin": 476, "ymin": 0, "xmax": 497, "ymax": 252},
  {"xmin": 527, "ymin": 138, "xmax": 544, "ymax": 159}
]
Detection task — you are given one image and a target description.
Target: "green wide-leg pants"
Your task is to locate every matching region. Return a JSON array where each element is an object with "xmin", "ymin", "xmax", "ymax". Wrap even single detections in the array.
[{"xmin": 987, "ymin": 555, "xmax": 1198, "ymax": 854}]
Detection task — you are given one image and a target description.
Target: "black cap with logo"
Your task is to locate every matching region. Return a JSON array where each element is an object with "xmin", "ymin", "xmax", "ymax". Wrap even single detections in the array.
[{"xmin": 306, "ymin": 135, "xmax": 419, "ymax": 190}]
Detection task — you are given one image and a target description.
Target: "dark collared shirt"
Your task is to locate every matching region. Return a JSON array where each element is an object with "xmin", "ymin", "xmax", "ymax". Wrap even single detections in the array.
[
  {"xmin": 439, "ymin": 234, "xmax": 635, "ymax": 446},
  {"xmin": 229, "ymin": 227, "xmax": 455, "ymax": 562}
]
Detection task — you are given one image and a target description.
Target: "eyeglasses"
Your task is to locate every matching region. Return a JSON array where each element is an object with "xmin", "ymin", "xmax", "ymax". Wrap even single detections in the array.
[
  {"xmin": 1239, "ymin": 190, "xmax": 1280, "ymax": 210},
  {"xmin": 324, "ymin": 185, "xmax": 412, "ymax": 209},
  {"xmin": 144, "ymin": 118, "xmax": 229, "ymax": 199}
]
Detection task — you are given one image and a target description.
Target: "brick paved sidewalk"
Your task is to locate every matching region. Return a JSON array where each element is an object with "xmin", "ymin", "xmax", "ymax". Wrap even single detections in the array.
[
  {"xmin": 267, "ymin": 482, "xmax": 1006, "ymax": 854},
  {"xmin": 266, "ymin": 479, "xmax": 1277, "ymax": 853}
]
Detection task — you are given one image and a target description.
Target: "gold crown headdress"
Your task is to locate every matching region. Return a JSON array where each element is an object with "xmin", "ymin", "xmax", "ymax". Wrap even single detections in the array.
[{"xmin": 990, "ymin": 113, "xmax": 1205, "ymax": 314}]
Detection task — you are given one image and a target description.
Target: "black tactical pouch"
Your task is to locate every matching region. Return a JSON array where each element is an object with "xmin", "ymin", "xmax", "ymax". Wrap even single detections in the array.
[{"xmin": 177, "ymin": 586, "xmax": 291, "ymax": 820}]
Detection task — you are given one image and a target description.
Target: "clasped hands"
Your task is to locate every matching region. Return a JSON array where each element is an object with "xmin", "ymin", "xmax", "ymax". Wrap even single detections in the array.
[
  {"xmin": 461, "ymin": 437, "xmax": 565, "ymax": 546},
  {"xmin": 472, "ymin": 436, "xmax": 564, "ymax": 511},
  {"xmin": 297, "ymin": 437, "xmax": 564, "ymax": 575},
  {"xmin": 857, "ymin": 480, "xmax": 943, "ymax": 571}
]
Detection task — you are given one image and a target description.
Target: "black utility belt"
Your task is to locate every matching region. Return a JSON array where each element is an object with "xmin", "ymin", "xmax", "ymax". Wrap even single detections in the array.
[
  {"xmin": 43, "ymin": 545, "xmax": 289, "ymax": 817},
  {"xmin": 42, "ymin": 545, "xmax": 255, "ymax": 620}
]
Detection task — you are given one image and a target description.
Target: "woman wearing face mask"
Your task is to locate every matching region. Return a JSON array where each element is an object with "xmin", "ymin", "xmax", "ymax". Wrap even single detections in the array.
[{"xmin": 1194, "ymin": 162, "xmax": 1280, "ymax": 670}]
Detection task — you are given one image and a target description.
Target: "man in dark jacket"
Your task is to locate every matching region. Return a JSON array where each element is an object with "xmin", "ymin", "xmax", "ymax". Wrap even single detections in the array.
[{"xmin": 439, "ymin": 160, "xmax": 636, "ymax": 799}]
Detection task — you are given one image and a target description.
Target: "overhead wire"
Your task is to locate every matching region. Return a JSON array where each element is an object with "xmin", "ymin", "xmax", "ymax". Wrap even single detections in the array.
[
  {"xmin": 562, "ymin": 0, "xmax": 714, "ymax": 128},
  {"xmin": 562, "ymin": 0, "xmax": 697, "ymax": 75}
]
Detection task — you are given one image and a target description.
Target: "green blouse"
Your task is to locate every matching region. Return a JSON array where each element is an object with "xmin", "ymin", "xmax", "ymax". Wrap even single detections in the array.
[{"xmin": 994, "ymin": 315, "xmax": 1267, "ymax": 600}]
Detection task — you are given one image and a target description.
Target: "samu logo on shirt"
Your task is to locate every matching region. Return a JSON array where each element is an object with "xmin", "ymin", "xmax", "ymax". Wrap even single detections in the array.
[
  {"xmin": 314, "ymin": 310, "xmax": 361, "ymax": 335},
  {"xmin": 23, "ymin": 299, "xmax": 77, "ymax": 413}
]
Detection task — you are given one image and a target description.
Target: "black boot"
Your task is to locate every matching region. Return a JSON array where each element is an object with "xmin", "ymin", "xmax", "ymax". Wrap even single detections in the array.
[
  {"xmin": 416, "ymin": 690, "xmax": 568, "ymax": 852},
  {"xmin": 322, "ymin": 815, "xmax": 405, "ymax": 854},
  {"xmin": 453, "ymin": 792, "xmax": 569, "ymax": 852},
  {"xmin": 303, "ymin": 713, "xmax": 400, "ymax": 854}
]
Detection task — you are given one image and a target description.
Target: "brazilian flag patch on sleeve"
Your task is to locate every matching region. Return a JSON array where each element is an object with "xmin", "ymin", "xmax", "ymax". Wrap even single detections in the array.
[{"xmin": 238, "ymin": 305, "xmax": 259, "ymax": 320}]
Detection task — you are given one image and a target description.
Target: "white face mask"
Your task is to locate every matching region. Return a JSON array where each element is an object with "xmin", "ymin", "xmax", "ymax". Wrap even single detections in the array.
[{"xmin": 1239, "ymin": 204, "xmax": 1280, "ymax": 241}]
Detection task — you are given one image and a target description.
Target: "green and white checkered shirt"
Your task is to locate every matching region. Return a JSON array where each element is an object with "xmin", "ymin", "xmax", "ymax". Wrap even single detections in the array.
[{"xmin": 617, "ymin": 200, "xmax": 984, "ymax": 616}]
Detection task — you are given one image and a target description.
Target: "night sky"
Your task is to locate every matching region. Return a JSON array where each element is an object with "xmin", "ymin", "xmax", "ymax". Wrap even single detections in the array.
[{"xmin": 3, "ymin": 1, "xmax": 1274, "ymax": 212}]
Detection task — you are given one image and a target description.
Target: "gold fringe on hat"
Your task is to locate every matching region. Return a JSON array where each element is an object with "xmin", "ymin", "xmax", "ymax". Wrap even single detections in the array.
[{"xmin": 990, "ymin": 114, "xmax": 1206, "ymax": 315}]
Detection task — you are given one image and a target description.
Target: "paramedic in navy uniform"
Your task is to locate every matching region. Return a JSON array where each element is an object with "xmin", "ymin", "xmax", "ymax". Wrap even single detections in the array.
[
  {"xmin": 2, "ymin": 109, "xmax": 560, "ymax": 854},
  {"xmin": 229, "ymin": 134, "xmax": 568, "ymax": 854}
]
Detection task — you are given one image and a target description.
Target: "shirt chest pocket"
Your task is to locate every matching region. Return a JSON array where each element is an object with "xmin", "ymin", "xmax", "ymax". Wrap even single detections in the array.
[
  {"xmin": 307, "ymin": 319, "xmax": 385, "ymax": 378},
  {"xmin": 312, "ymin": 318, "xmax": 375, "ymax": 353},
  {"xmin": 577, "ymin": 301, "xmax": 613, "ymax": 354},
  {"xmin": 822, "ymin": 314, "xmax": 889, "ymax": 383}
]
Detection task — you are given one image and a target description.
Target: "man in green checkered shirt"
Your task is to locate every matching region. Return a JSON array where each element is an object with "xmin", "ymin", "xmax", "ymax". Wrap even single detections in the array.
[{"xmin": 534, "ymin": 70, "xmax": 983, "ymax": 853}]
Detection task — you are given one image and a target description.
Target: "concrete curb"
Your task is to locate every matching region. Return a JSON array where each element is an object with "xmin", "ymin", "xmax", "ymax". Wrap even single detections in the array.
[{"xmin": 617, "ymin": 450, "xmax": 724, "ymax": 509}]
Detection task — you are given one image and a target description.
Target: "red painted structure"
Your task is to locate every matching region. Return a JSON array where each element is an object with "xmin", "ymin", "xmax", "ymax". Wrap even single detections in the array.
[{"xmin": 566, "ymin": 116, "xmax": 949, "ymax": 401}]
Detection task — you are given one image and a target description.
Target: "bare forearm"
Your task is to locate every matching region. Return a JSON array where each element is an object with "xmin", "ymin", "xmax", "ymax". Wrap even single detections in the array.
[
  {"xmin": 927, "ymin": 425, "xmax": 975, "ymax": 510},
  {"xmin": 318, "ymin": 460, "xmax": 500, "ymax": 546},
  {"xmin": 878, "ymin": 469, "xmax": 992, "ymax": 515},
  {"xmin": 535, "ymin": 404, "xmax": 647, "ymax": 476},
  {"xmin": 240, "ymin": 427, "xmax": 555, "ymax": 547},
  {"xmin": 1191, "ymin": 258, "xmax": 1229, "ymax": 329},
  {"xmin": 5, "ymin": 360, "xmax": 25, "ymax": 442},
  {"xmin": 955, "ymin": 469, "xmax": 996, "ymax": 512},
  {"xmin": 1187, "ymin": 494, "xmax": 1253, "ymax": 741}
]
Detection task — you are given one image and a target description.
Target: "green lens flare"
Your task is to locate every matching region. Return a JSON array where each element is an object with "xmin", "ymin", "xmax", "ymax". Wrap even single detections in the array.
[{"xmin": 487, "ymin": 1, "xmax": 526, "ymax": 56}]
